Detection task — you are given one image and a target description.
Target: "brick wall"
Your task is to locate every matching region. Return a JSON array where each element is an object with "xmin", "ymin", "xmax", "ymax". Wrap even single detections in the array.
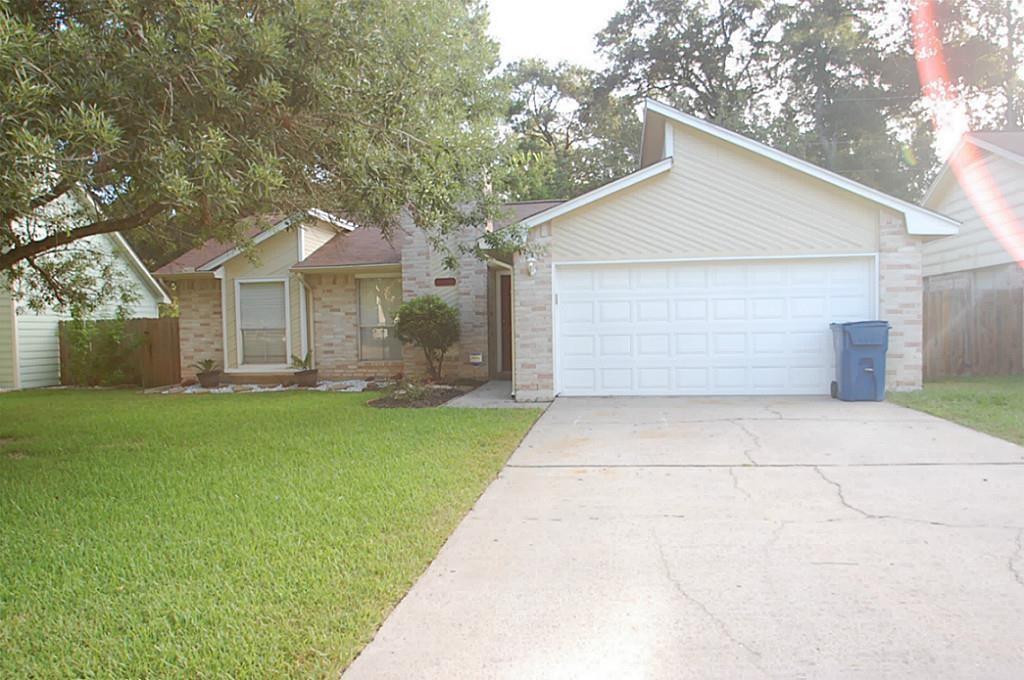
[
  {"xmin": 306, "ymin": 272, "xmax": 402, "ymax": 380},
  {"xmin": 399, "ymin": 224, "xmax": 490, "ymax": 382},
  {"xmin": 512, "ymin": 224, "xmax": 555, "ymax": 401},
  {"xmin": 879, "ymin": 209, "xmax": 925, "ymax": 391},
  {"xmin": 177, "ymin": 278, "xmax": 223, "ymax": 380}
]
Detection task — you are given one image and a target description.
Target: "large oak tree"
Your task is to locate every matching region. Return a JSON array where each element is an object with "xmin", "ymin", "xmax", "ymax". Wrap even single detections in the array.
[{"xmin": 0, "ymin": 0, "xmax": 502, "ymax": 312}]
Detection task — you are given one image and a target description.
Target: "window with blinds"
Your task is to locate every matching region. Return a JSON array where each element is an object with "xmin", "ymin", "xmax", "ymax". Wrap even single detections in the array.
[
  {"xmin": 357, "ymin": 277, "xmax": 402, "ymax": 361},
  {"xmin": 238, "ymin": 281, "xmax": 287, "ymax": 365}
]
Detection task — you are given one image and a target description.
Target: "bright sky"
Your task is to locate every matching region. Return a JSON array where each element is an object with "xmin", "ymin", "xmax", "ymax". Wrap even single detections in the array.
[{"xmin": 486, "ymin": 0, "xmax": 624, "ymax": 69}]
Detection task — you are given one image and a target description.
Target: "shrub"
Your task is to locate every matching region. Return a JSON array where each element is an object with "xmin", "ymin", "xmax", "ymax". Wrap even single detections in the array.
[
  {"xmin": 394, "ymin": 295, "xmax": 459, "ymax": 381},
  {"xmin": 64, "ymin": 318, "xmax": 142, "ymax": 386}
]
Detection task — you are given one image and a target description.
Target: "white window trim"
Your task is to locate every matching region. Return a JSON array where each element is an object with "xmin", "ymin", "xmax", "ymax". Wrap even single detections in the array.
[
  {"xmin": 356, "ymin": 274, "xmax": 402, "ymax": 363},
  {"xmin": 234, "ymin": 277, "xmax": 292, "ymax": 370}
]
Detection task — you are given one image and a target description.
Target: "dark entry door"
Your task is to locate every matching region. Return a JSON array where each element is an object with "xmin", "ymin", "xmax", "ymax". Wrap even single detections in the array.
[{"xmin": 500, "ymin": 274, "xmax": 512, "ymax": 373}]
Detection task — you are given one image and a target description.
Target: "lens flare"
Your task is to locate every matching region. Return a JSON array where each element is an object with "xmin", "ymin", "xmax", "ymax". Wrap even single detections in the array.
[{"xmin": 913, "ymin": 0, "xmax": 1024, "ymax": 268}]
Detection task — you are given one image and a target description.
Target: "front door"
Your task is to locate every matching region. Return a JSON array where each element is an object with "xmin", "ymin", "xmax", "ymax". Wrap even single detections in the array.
[{"xmin": 500, "ymin": 274, "xmax": 513, "ymax": 374}]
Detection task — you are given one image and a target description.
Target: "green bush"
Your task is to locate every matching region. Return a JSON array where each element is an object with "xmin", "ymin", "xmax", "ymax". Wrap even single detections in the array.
[
  {"xmin": 394, "ymin": 295, "xmax": 459, "ymax": 381},
  {"xmin": 64, "ymin": 318, "xmax": 142, "ymax": 386}
]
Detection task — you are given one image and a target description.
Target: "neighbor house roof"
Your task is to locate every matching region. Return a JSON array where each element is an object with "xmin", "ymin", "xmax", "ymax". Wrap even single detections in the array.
[
  {"xmin": 968, "ymin": 131, "xmax": 1024, "ymax": 161},
  {"xmin": 514, "ymin": 99, "xmax": 959, "ymax": 237},
  {"xmin": 923, "ymin": 130, "xmax": 1024, "ymax": 207},
  {"xmin": 292, "ymin": 227, "xmax": 400, "ymax": 270}
]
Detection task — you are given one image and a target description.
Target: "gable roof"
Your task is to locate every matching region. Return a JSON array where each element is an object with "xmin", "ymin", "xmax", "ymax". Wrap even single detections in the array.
[
  {"xmin": 108, "ymin": 233, "xmax": 171, "ymax": 304},
  {"xmin": 153, "ymin": 210, "xmax": 349, "ymax": 276},
  {"xmin": 968, "ymin": 131, "xmax": 1024, "ymax": 161},
  {"xmin": 518, "ymin": 99, "xmax": 959, "ymax": 237},
  {"xmin": 293, "ymin": 227, "xmax": 400, "ymax": 270},
  {"xmin": 923, "ymin": 131, "xmax": 1024, "ymax": 208}
]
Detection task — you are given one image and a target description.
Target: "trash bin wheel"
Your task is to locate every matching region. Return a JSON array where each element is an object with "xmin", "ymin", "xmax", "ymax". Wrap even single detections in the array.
[{"xmin": 830, "ymin": 381, "xmax": 838, "ymax": 399}]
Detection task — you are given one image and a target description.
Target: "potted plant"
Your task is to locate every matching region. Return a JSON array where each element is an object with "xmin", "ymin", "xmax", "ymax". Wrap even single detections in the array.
[
  {"xmin": 291, "ymin": 351, "xmax": 318, "ymax": 387},
  {"xmin": 190, "ymin": 358, "xmax": 221, "ymax": 388}
]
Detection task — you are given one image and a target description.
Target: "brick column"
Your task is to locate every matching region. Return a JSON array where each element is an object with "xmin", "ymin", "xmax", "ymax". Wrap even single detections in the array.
[
  {"xmin": 177, "ymin": 278, "xmax": 223, "ymax": 380},
  {"xmin": 512, "ymin": 223, "xmax": 554, "ymax": 401},
  {"xmin": 879, "ymin": 209, "xmax": 924, "ymax": 391}
]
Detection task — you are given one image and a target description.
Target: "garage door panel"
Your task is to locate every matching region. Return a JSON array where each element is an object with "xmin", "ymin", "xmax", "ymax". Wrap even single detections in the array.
[{"xmin": 555, "ymin": 257, "xmax": 874, "ymax": 396}]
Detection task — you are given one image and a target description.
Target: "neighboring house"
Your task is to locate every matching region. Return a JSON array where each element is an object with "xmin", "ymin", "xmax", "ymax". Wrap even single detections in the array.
[
  {"xmin": 156, "ymin": 100, "xmax": 958, "ymax": 400},
  {"xmin": 0, "ymin": 232, "xmax": 169, "ymax": 389},
  {"xmin": 921, "ymin": 131, "xmax": 1024, "ymax": 378}
]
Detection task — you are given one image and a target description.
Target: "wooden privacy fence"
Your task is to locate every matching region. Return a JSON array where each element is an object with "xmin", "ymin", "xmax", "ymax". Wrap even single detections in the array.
[
  {"xmin": 924, "ymin": 268, "xmax": 1024, "ymax": 380},
  {"xmin": 59, "ymin": 317, "xmax": 180, "ymax": 388}
]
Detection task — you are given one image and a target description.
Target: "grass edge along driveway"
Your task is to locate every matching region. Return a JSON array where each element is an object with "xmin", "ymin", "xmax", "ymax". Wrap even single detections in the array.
[
  {"xmin": 889, "ymin": 376, "xmax": 1024, "ymax": 446},
  {"xmin": 0, "ymin": 389, "xmax": 540, "ymax": 678}
]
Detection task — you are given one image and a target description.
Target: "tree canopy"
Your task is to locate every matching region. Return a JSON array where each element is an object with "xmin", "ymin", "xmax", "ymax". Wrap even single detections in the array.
[
  {"xmin": 1, "ymin": 0, "xmax": 501, "ymax": 312},
  {"xmin": 502, "ymin": 0, "xmax": 1023, "ymax": 203}
]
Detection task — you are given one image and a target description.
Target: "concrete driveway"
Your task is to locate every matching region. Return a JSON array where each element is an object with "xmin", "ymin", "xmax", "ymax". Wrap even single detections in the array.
[{"xmin": 343, "ymin": 397, "xmax": 1024, "ymax": 679}]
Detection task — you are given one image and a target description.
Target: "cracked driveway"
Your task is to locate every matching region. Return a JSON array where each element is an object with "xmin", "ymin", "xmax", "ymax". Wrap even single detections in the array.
[{"xmin": 343, "ymin": 397, "xmax": 1024, "ymax": 679}]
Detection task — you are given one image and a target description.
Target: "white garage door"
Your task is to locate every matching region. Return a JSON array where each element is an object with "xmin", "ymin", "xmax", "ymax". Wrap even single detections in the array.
[{"xmin": 554, "ymin": 257, "xmax": 876, "ymax": 396}]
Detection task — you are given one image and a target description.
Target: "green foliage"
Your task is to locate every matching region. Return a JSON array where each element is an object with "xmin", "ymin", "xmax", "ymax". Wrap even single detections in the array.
[
  {"xmin": 290, "ymin": 351, "xmax": 313, "ymax": 371},
  {"xmin": 496, "ymin": 59, "xmax": 640, "ymax": 201},
  {"xmin": 189, "ymin": 358, "xmax": 219, "ymax": 375},
  {"xmin": 64, "ymin": 317, "xmax": 141, "ymax": 386},
  {"xmin": 383, "ymin": 378, "xmax": 432, "ymax": 403},
  {"xmin": 0, "ymin": 0, "xmax": 503, "ymax": 309},
  {"xmin": 0, "ymin": 389, "xmax": 540, "ymax": 676},
  {"xmin": 394, "ymin": 295, "xmax": 460, "ymax": 381},
  {"xmin": 494, "ymin": 0, "xmax": 1024, "ymax": 202}
]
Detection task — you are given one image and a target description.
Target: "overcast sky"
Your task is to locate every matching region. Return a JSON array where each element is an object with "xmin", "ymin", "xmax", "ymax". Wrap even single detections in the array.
[{"xmin": 487, "ymin": 0, "xmax": 624, "ymax": 69}]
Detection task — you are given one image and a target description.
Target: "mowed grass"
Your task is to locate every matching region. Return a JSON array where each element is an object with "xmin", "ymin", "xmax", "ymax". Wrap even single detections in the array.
[
  {"xmin": 889, "ymin": 376, "xmax": 1024, "ymax": 445},
  {"xmin": 0, "ymin": 390, "xmax": 539, "ymax": 678}
]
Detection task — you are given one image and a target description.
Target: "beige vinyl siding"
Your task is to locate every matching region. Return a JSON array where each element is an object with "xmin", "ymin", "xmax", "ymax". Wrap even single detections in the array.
[
  {"xmin": 223, "ymin": 228, "xmax": 304, "ymax": 368},
  {"xmin": 923, "ymin": 152, "xmax": 1024, "ymax": 277},
  {"xmin": 0, "ymin": 286, "xmax": 15, "ymax": 388},
  {"xmin": 551, "ymin": 121, "xmax": 882, "ymax": 262},
  {"xmin": 301, "ymin": 220, "xmax": 337, "ymax": 259}
]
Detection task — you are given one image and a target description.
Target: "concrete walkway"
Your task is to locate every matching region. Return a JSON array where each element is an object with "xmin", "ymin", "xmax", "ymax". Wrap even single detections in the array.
[
  {"xmin": 444, "ymin": 380, "xmax": 551, "ymax": 409},
  {"xmin": 344, "ymin": 397, "xmax": 1024, "ymax": 679}
]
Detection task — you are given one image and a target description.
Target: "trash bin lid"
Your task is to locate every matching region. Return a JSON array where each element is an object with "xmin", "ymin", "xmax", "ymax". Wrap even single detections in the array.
[{"xmin": 832, "ymin": 320, "xmax": 890, "ymax": 346}]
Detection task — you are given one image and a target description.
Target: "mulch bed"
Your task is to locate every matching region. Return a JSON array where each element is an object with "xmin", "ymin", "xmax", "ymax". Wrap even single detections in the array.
[{"xmin": 367, "ymin": 388, "xmax": 465, "ymax": 409}]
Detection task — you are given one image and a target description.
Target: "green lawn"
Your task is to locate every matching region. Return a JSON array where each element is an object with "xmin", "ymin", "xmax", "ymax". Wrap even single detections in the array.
[
  {"xmin": 0, "ymin": 390, "xmax": 539, "ymax": 678},
  {"xmin": 889, "ymin": 376, "xmax": 1024, "ymax": 445}
]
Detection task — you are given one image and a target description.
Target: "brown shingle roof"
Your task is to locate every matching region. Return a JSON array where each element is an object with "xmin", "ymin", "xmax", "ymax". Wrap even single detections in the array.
[
  {"xmin": 494, "ymin": 200, "xmax": 566, "ymax": 229},
  {"xmin": 153, "ymin": 214, "xmax": 286, "ymax": 275},
  {"xmin": 970, "ymin": 131, "xmax": 1024, "ymax": 158},
  {"xmin": 293, "ymin": 227, "xmax": 400, "ymax": 269}
]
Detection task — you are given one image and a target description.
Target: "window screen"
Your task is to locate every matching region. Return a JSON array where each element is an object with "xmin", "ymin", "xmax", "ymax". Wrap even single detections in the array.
[
  {"xmin": 358, "ymin": 278, "xmax": 402, "ymax": 361},
  {"xmin": 238, "ymin": 281, "xmax": 287, "ymax": 365}
]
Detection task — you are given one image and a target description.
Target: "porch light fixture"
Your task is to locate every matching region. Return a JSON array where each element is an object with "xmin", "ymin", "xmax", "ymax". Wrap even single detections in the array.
[{"xmin": 526, "ymin": 255, "xmax": 537, "ymax": 277}]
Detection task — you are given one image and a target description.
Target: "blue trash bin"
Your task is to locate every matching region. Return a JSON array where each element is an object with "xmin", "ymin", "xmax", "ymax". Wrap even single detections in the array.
[{"xmin": 830, "ymin": 321, "xmax": 891, "ymax": 401}]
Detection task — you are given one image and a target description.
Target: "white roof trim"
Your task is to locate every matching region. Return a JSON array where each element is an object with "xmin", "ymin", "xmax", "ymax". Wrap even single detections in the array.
[
  {"xmin": 109, "ymin": 232, "xmax": 171, "ymax": 304},
  {"xmin": 198, "ymin": 209, "xmax": 353, "ymax": 272},
  {"xmin": 922, "ymin": 133, "xmax": 1024, "ymax": 208},
  {"xmin": 966, "ymin": 134, "xmax": 1024, "ymax": 166},
  {"xmin": 645, "ymin": 99, "xmax": 959, "ymax": 236},
  {"xmin": 921, "ymin": 138, "xmax": 965, "ymax": 207},
  {"xmin": 519, "ymin": 157, "xmax": 674, "ymax": 229}
]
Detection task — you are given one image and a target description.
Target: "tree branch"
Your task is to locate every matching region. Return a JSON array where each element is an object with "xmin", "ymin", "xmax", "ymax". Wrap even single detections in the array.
[{"xmin": 0, "ymin": 203, "xmax": 167, "ymax": 271}]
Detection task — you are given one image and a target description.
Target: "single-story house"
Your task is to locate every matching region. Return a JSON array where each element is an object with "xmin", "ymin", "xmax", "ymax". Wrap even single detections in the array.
[
  {"xmin": 156, "ymin": 100, "xmax": 959, "ymax": 400},
  {"xmin": 154, "ymin": 203, "xmax": 560, "ymax": 387},
  {"xmin": 921, "ymin": 131, "xmax": 1024, "ymax": 378},
  {"xmin": 1, "ymin": 232, "xmax": 169, "ymax": 389}
]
